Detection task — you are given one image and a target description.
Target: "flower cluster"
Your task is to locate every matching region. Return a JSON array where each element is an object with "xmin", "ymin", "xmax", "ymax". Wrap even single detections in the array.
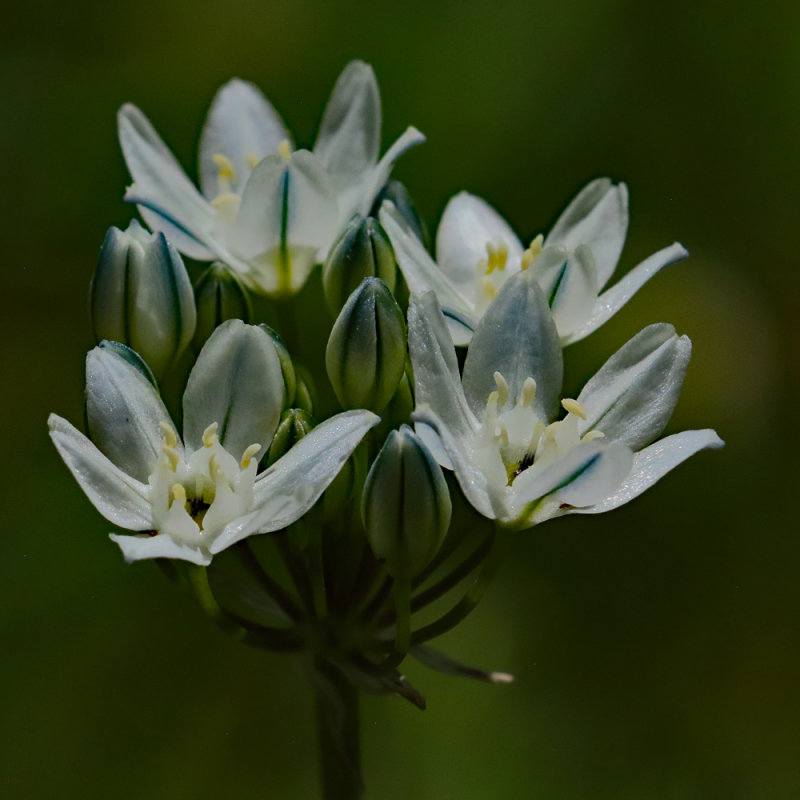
[{"xmin": 50, "ymin": 60, "xmax": 722, "ymax": 706}]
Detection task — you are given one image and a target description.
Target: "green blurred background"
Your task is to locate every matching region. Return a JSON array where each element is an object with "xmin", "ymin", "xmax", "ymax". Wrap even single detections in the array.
[{"xmin": 2, "ymin": 1, "xmax": 798, "ymax": 797}]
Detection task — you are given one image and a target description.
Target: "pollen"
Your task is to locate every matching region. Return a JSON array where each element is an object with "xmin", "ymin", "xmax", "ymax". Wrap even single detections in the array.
[
  {"xmin": 520, "ymin": 377, "xmax": 537, "ymax": 408},
  {"xmin": 278, "ymin": 139, "xmax": 292, "ymax": 161},
  {"xmin": 212, "ymin": 153, "xmax": 236, "ymax": 181},
  {"xmin": 202, "ymin": 422, "xmax": 219, "ymax": 448},
  {"xmin": 485, "ymin": 242, "xmax": 509, "ymax": 274},
  {"xmin": 582, "ymin": 430, "xmax": 605, "ymax": 442},
  {"xmin": 520, "ymin": 234, "xmax": 544, "ymax": 271},
  {"xmin": 240, "ymin": 443, "xmax": 261, "ymax": 469},
  {"xmin": 170, "ymin": 483, "xmax": 187, "ymax": 509},
  {"xmin": 163, "ymin": 446, "xmax": 180, "ymax": 471},
  {"xmin": 480, "ymin": 277, "xmax": 498, "ymax": 300},
  {"xmin": 159, "ymin": 421, "xmax": 177, "ymax": 448},
  {"xmin": 561, "ymin": 398, "xmax": 587, "ymax": 419},
  {"xmin": 493, "ymin": 371, "xmax": 509, "ymax": 407},
  {"xmin": 245, "ymin": 151, "xmax": 261, "ymax": 168}
]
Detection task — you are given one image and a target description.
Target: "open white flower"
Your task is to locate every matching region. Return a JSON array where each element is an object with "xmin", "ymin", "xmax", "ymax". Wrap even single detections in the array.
[
  {"xmin": 119, "ymin": 60, "xmax": 424, "ymax": 296},
  {"xmin": 407, "ymin": 275, "xmax": 722, "ymax": 528},
  {"xmin": 382, "ymin": 178, "xmax": 687, "ymax": 346},
  {"xmin": 49, "ymin": 321, "xmax": 379, "ymax": 565}
]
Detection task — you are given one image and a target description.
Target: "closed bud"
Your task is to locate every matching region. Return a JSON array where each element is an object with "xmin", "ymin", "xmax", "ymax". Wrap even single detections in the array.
[
  {"xmin": 362, "ymin": 426, "xmax": 451, "ymax": 579},
  {"xmin": 258, "ymin": 324, "xmax": 297, "ymax": 410},
  {"xmin": 90, "ymin": 220, "xmax": 196, "ymax": 379},
  {"xmin": 266, "ymin": 408, "xmax": 315, "ymax": 466},
  {"xmin": 322, "ymin": 215, "xmax": 396, "ymax": 314},
  {"xmin": 325, "ymin": 278, "xmax": 406, "ymax": 413},
  {"xmin": 193, "ymin": 262, "xmax": 253, "ymax": 352},
  {"xmin": 372, "ymin": 180, "xmax": 428, "ymax": 247}
]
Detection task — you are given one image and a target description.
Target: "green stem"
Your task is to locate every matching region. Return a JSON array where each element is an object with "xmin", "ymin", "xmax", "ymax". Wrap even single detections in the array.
[{"xmin": 312, "ymin": 657, "xmax": 364, "ymax": 800}]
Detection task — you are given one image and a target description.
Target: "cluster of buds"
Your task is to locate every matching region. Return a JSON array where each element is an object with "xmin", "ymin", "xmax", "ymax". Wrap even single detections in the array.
[{"xmin": 50, "ymin": 60, "xmax": 722, "ymax": 788}]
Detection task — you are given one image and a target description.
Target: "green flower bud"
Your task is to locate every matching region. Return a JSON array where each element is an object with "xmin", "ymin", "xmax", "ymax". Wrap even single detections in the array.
[
  {"xmin": 266, "ymin": 408, "xmax": 315, "ymax": 466},
  {"xmin": 372, "ymin": 180, "xmax": 429, "ymax": 248},
  {"xmin": 362, "ymin": 425, "xmax": 451, "ymax": 579},
  {"xmin": 89, "ymin": 220, "xmax": 196, "ymax": 379},
  {"xmin": 322, "ymin": 215, "xmax": 396, "ymax": 315},
  {"xmin": 326, "ymin": 278, "xmax": 406, "ymax": 413},
  {"xmin": 193, "ymin": 262, "xmax": 253, "ymax": 352},
  {"xmin": 258, "ymin": 324, "xmax": 297, "ymax": 410}
]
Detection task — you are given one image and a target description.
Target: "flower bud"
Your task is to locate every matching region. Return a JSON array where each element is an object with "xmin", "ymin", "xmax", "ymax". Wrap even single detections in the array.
[
  {"xmin": 89, "ymin": 220, "xmax": 196, "ymax": 379},
  {"xmin": 362, "ymin": 426, "xmax": 451, "ymax": 579},
  {"xmin": 258, "ymin": 324, "xmax": 297, "ymax": 410},
  {"xmin": 372, "ymin": 180, "xmax": 428, "ymax": 247},
  {"xmin": 266, "ymin": 408, "xmax": 315, "ymax": 466},
  {"xmin": 325, "ymin": 278, "xmax": 406, "ymax": 413},
  {"xmin": 193, "ymin": 262, "xmax": 253, "ymax": 352},
  {"xmin": 322, "ymin": 215, "xmax": 396, "ymax": 315}
]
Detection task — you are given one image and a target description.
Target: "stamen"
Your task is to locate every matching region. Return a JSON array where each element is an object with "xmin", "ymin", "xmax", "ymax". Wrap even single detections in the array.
[
  {"xmin": 212, "ymin": 153, "xmax": 236, "ymax": 181},
  {"xmin": 278, "ymin": 139, "xmax": 292, "ymax": 161},
  {"xmin": 520, "ymin": 234, "xmax": 544, "ymax": 271},
  {"xmin": 245, "ymin": 152, "xmax": 261, "ymax": 168},
  {"xmin": 163, "ymin": 446, "xmax": 180, "ymax": 471},
  {"xmin": 493, "ymin": 371, "xmax": 509, "ymax": 407},
  {"xmin": 170, "ymin": 483, "xmax": 187, "ymax": 509},
  {"xmin": 561, "ymin": 398, "xmax": 587, "ymax": 419},
  {"xmin": 485, "ymin": 242, "xmax": 509, "ymax": 273},
  {"xmin": 240, "ymin": 443, "xmax": 261, "ymax": 469},
  {"xmin": 582, "ymin": 430, "xmax": 605, "ymax": 442},
  {"xmin": 493, "ymin": 421, "xmax": 509, "ymax": 448},
  {"xmin": 520, "ymin": 377, "xmax": 537, "ymax": 408},
  {"xmin": 480, "ymin": 277, "xmax": 498, "ymax": 300},
  {"xmin": 202, "ymin": 422, "xmax": 219, "ymax": 448},
  {"xmin": 159, "ymin": 421, "xmax": 177, "ymax": 448}
]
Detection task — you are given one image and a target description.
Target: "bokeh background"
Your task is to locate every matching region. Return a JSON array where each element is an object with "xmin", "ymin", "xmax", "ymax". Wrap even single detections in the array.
[{"xmin": 2, "ymin": 1, "xmax": 798, "ymax": 797}]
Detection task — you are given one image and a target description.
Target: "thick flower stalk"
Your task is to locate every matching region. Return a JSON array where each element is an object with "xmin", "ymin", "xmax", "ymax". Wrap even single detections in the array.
[
  {"xmin": 49, "ymin": 321, "xmax": 378, "ymax": 564},
  {"xmin": 118, "ymin": 60, "xmax": 424, "ymax": 296},
  {"xmin": 408, "ymin": 274, "xmax": 723, "ymax": 527},
  {"xmin": 381, "ymin": 178, "xmax": 687, "ymax": 345}
]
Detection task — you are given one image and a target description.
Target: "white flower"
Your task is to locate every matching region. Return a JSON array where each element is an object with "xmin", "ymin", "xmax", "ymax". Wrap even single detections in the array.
[
  {"xmin": 407, "ymin": 274, "xmax": 723, "ymax": 528},
  {"xmin": 118, "ymin": 60, "xmax": 424, "ymax": 296},
  {"xmin": 381, "ymin": 178, "xmax": 687, "ymax": 346},
  {"xmin": 49, "ymin": 321, "xmax": 379, "ymax": 565}
]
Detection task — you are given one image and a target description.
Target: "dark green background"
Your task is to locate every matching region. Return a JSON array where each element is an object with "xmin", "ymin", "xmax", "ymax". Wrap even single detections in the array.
[{"xmin": 2, "ymin": 1, "xmax": 797, "ymax": 797}]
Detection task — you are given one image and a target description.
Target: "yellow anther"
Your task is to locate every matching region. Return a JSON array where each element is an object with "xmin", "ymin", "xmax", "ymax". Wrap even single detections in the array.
[
  {"xmin": 163, "ymin": 446, "xmax": 180, "ymax": 471},
  {"xmin": 159, "ymin": 421, "xmax": 177, "ymax": 448},
  {"xmin": 245, "ymin": 151, "xmax": 261, "ymax": 168},
  {"xmin": 582, "ymin": 430, "xmax": 605, "ymax": 442},
  {"xmin": 480, "ymin": 277, "xmax": 498, "ymax": 300},
  {"xmin": 561, "ymin": 398, "xmax": 587, "ymax": 419},
  {"xmin": 485, "ymin": 242, "xmax": 509, "ymax": 274},
  {"xmin": 493, "ymin": 371, "xmax": 509, "ymax": 407},
  {"xmin": 521, "ymin": 234, "xmax": 544, "ymax": 271},
  {"xmin": 202, "ymin": 422, "xmax": 219, "ymax": 448},
  {"xmin": 240, "ymin": 443, "xmax": 261, "ymax": 469},
  {"xmin": 278, "ymin": 139, "xmax": 292, "ymax": 161},
  {"xmin": 520, "ymin": 377, "xmax": 537, "ymax": 408},
  {"xmin": 212, "ymin": 153, "xmax": 236, "ymax": 181},
  {"xmin": 170, "ymin": 483, "xmax": 187, "ymax": 508}
]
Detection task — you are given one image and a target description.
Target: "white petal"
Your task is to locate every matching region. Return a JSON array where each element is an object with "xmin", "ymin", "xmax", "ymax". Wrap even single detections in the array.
[
  {"xmin": 109, "ymin": 533, "xmax": 210, "ymax": 565},
  {"xmin": 381, "ymin": 201, "xmax": 477, "ymax": 345},
  {"xmin": 462, "ymin": 273, "xmax": 563, "ymax": 421},
  {"xmin": 234, "ymin": 150, "xmax": 338, "ymax": 258},
  {"xmin": 508, "ymin": 441, "xmax": 633, "ymax": 524},
  {"xmin": 407, "ymin": 293, "xmax": 477, "ymax": 443},
  {"xmin": 546, "ymin": 178, "xmax": 628, "ymax": 288},
  {"xmin": 209, "ymin": 410, "xmax": 380, "ymax": 552},
  {"xmin": 412, "ymin": 406, "xmax": 498, "ymax": 520},
  {"xmin": 49, "ymin": 414, "xmax": 152, "ymax": 530},
  {"xmin": 528, "ymin": 244, "xmax": 599, "ymax": 339},
  {"xmin": 436, "ymin": 192, "xmax": 523, "ymax": 300},
  {"xmin": 198, "ymin": 78, "xmax": 290, "ymax": 198},
  {"xmin": 86, "ymin": 342, "xmax": 178, "ymax": 482},
  {"xmin": 118, "ymin": 103, "xmax": 216, "ymax": 261},
  {"xmin": 183, "ymin": 321, "xmax": 283, "ymax": 458},
  {"xmin": 572, "ymin": 429, "xmax": 724, "ymax": 515},
  {"xmin": 339, "ymin": 126, "xmax": 426, "ymax": 223},
  {"xmin": 577, "ymin": 323, "xmax": 692, "ymax": 450},
  {"xmin": 314, "ymin": 60, "xmax": 381, "ymax": 187},
  {"xmin": 565, "ymin": 243, "xmax": 689, "ymax": 344}
]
